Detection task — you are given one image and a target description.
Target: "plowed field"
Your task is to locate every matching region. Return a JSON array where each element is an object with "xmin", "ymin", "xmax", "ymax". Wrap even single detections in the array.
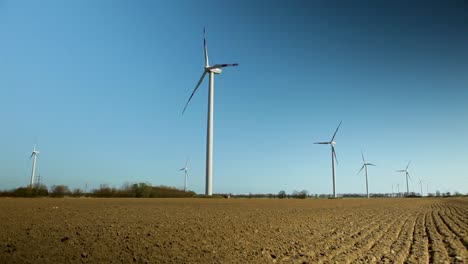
[{"xmin": 1, "ymin": 198, "xmax": 467, "ymax": 263}]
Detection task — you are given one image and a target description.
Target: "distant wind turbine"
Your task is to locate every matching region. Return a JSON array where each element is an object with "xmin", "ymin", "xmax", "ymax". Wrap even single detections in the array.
[
  {"xmin": 315, "ymin": 121, "xmax": 342, "ymax": 198},
  {"xmin": 182, "ymin": 28, "xmax": 238, "ymax": 196},
  {"xmin": 179, "ymin": 160, "xmax": 189, "ymax": 192},
  {"xmin": 357, "ymin": 152, "xmax": 376, "ymax": 198},
  {"xmin": 419, "ymin": 178, "xmax": 423, "ymax": 196},
  {"xmin": 396, "ymin": 161, "xmax": 411, "ymax": 195},
  {"xmin": 29, "ymin": 145, "xmax": 39, "ymax": 188}
]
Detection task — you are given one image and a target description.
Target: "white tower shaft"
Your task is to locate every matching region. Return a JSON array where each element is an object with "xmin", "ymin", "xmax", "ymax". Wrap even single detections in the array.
[
  {"xmin": 205, "ymin": 72, "xmax": 214, "ymax": 196},
  {"xmin": 30, "ymin": 155, "xmax": 37, "ymax": 188},
  {"xmin": 184, "ymin": 171, "xmax": 188, "ymax": 192},
  {"xmin": 365, "ymin": 166, "xmax": 369, "ymax": 198},
  {"xmin": 406, "ymin": 173, "xmax": 409, "ymax": 194},
  {"xmin": 331, "ymin": 148, "xmax": 336, "ymax": 198}
]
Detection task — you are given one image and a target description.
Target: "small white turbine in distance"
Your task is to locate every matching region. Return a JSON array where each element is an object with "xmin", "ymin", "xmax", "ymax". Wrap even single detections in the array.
[
  {"xmin": 314, "ymin": 121, "xmax": 342, "ymax": 198},
  {"xmin": 419, "ymin": 178, "xmax": 423, "ymax": 196},
  {"xmin": 357, "ymin": 152, "xmax": 376, "ymax": 198},
  {"xmin": 182, "ymin": 28, "xmax": 238, "ymax": 196},
  {"xmin": 396, "ymin": 161, "xmax": 412, "ymax": 195},
  {"xmin": 29, "ymin": 145, "xmax": 40, "ymax": 188},
  {"xmin": 179, "ymin": 160, "xmax": 189, "ymax": 192}
]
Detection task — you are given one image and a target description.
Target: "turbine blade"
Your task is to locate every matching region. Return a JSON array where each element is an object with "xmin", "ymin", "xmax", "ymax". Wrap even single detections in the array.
[
  {"xmin": 367, "ymin": 163, "xmax": 376, "ymax": 166},
  {"xmin": 30, "ymin": 153, "xmax": 33, "ymax": 159},
  {"xmin": 182, "ymin": 71, "xmax": 207, "ymax": 114},
  {"xmin": 361, "ymin": 151, "xmax": 365, "ymax": 163},
  {"xmin": 185, "ymin": 159, "xmax": 188, "ymax": 168},
  {"xmin": 407, "ymin": 172, "xmax": 412, "ymax": 181},
  {"xmin": 396, "ymin": 170, "xmax": 405, "ymax": 172},
  {"xmin": 406, "ymin": 160, "xmax": 411, "ymax": 170},
  {"xmin": 179, "ymin": 168, "xmax": 185, "ymax": 171},
  {"xmin": 357, "ymin": 165, "xmax": 365, "ymax": 176},
  {"xmin": 209, "ymin": 63, "xmax": 239, "ymax": 69},
  {"xmin": 314, "ymin": 142, "xmax": 330, "ymax": 144},
  {"xmin": 204, "ymin": 28, "xmax": 209, "ymax": 67},
  {"xmin": 331, "ymin": 120, "xmax": 342, "ymax": 142},
  {"xmin": 332, "ymin": 146, "xmax": 338, "ymax": 165}
]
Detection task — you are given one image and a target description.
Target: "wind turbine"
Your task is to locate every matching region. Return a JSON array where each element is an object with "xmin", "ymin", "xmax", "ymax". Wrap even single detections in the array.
[
  {"xmin": 29, "ymin": 145, "xmax": 39, "ymax": 188},
  {"xmin": 315, "ymin": 121, "xmax": 342, "ymax": 198},
  {"xmin": 182, "ymin": 28, "xmax": 238, "ymax": 196},
  {"xmin": 396, "ymin": 161, "xmax": 411, "ymax": 195},
  {"xmin": 357, "ymin": 152, "xmax": 376, "ymax": 198},
  {"xmin": 179, "ymin": 160, "xmax": 189, "ymax": 192},
  {"xmin": 419, "ymin": 178, "xmax": 423, "ymax": 196}
]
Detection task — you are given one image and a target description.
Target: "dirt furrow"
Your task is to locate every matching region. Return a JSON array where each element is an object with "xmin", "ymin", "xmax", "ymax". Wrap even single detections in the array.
[
  {"xmin": 442, "ymin": 206, "xmax": 467, "ymax": 237},
  {"xmin": 331, "ymin": 210, "xmax": 411, "ymax": 263},
  {"xmin": 292, "ymin": 210, "xmax": 388, "ymax": 261},
  {"xmin": 445, "ymin": 206, "xmax": 468, "ymax": 230},
  {"xmin": 448, "ymin": 205, "xmax": 468, "ymax": 226},
  {"xmin": 405, "ymin": 211, "xmax": 429, "ymax": 264},
  {"xmin": 432, "ymin": 209, "xmax": 467, "ymax": 263},
  {"xmin": 358, "ymin": 212, "xmax": 413, "ymax": 263},
  {"xmin": 425, "ymin": 210, "xmax": 451, "ymax": 263},
  {"xmin": 314, "ymin": 211, "xmax": 399, "ymax": 263},
  {"xmin": 389, "ymin": 213, "xmax": 417, "ymax": 263},
  {"xmin": 437, "ymin": 207, "xmax": 468, "ymax": 250}
]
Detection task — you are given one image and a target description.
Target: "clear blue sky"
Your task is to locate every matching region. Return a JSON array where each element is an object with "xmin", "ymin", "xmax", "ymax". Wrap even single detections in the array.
[{"xmin": 1, "ymin": 1, "xmax": 467, "ymax": 195}]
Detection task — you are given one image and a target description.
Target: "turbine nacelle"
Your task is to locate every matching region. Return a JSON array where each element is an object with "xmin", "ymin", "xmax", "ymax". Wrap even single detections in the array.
[
  {"xmin": 208, "ymin": 67, "xmax": 222, "ymax": 74},
  {"xmin": 205, "ymin": 63, "xmax": 239, "ymax": 74}
]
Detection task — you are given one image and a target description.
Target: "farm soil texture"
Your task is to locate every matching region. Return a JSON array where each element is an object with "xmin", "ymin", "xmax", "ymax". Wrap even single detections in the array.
[{"xmin": 0, "ymin": 198, "xmax": 467, "ymax": 263}]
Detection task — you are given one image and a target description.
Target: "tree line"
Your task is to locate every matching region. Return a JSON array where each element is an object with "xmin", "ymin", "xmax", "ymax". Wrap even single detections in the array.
[
  {"xmin": 0, "ymin": 183, "xmax": 195, "ymax": 198},
  {"xmin": 0, "ymin": 184, "xmax": 465, "ymax": 198}
]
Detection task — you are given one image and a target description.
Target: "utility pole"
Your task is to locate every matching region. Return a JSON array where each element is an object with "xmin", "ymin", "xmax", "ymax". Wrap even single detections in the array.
[{"xmin": 36, "ymin": 174, "xmax": 41, "ymax": 187}]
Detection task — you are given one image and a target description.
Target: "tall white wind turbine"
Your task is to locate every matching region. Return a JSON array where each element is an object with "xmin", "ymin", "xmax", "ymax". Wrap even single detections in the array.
[
  {"xmin": 182, "ymin": 28, "xmax": 238, "ymax": 196},
  {"xmin": 357, "ymin": 152, "xmax": 376, "ymax": 198},
  {"xmin": 29, "ymin": 145, "xmax": 40, "ymax": 188},
  {"xmin": 314, "ymin": 121, "xmax": 342, "ymax": 198},
  {"xmin": 179, "ymin": 160, "xmax": 189, "ymax": 192},
  {"xmin": 396, "ymin": 161, "xmax": 411, "ymax": 195}
]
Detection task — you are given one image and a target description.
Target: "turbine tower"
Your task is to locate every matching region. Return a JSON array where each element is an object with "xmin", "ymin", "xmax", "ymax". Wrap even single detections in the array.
[
  {"xmin": 29, "ymin": 145, "xmax": 39, "ymax": 188},
  {"xmin": 314, "ymin": 121, "xmax": 342, "ymax": 198},
  {"xmin": 419, "ymin": 178, "xmax": 423, "ymax": 196},
  {"xmin": 357, "ymin": 152, "xmax": 376, "ymax": 198},
  {"xmin": 179, "ymin": 160, "xmax": 189, "ymax": 192},
  {"xmin": 396, "ymin": 161, "xmax": 411, "ymax": 195},
  {"xmin": 182, "ymin": 28, "xmax": 238, "ymax": 196}
]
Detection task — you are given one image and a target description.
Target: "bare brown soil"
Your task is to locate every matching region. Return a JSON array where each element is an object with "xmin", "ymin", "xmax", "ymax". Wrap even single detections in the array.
[{"xmin": 0, "ymin": 198, "xmax": 466, "ymax": 263}]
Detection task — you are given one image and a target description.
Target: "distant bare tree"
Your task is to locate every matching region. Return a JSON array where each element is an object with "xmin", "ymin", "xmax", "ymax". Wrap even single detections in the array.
[{"xmin": 51, "ymin": 185, "xmax": 71, "ymax": 197}]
